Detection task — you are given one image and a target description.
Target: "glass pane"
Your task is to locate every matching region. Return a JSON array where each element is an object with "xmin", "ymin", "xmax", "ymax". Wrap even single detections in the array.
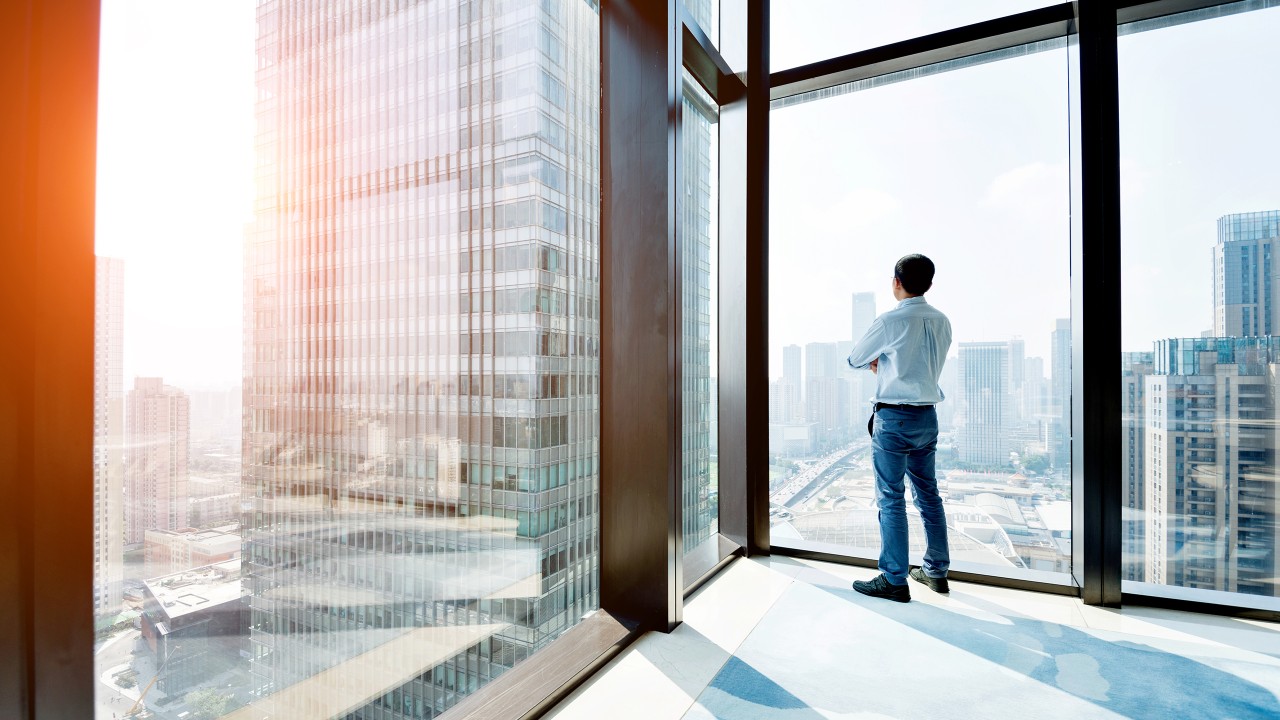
[
  {"xmin": 769, "ymin": 45, "xmax": 1076, "ymax": 582},
  {"xmin": 1120, "ymin": 5, "xmax": 1280, "ymax": 610},
  {"xmin": 682, "ymin": 68, "xmax": 720, "ymax": 556},
  {"xmin": 686, "ymin": 0, "xmax": 720, "ymax": 50},
  {"xmin": 94, "ymin": 1, "xmax": 602, "ymax": 717},
  {"xmin": 772, "ymin": 0, "xmax": 1059, "ymax": 72}
]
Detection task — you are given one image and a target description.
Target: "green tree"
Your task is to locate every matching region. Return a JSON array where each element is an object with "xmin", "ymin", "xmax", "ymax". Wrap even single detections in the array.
[
  {"xmin": 185, "ymin": 688, "xmax": 231, "ymax": 720},
  {"xmin": 1023, "ymin": 453, "xmax": 1050, "ymax": 474}
]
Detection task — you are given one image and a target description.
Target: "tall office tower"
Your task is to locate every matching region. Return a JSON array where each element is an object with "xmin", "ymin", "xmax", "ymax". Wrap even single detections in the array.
[
  {"xmin": 957, "ymin": 342, "xmax": 1009, "ymax": 466},
  {"xmin": 1144, "ymin": 338, "xmax": 1279, "ymax": 596},
  {"xmin": 850, "ymin": 292, "xmax": 878, "ymax": 410},
  {"xmin": 852, "ymin": 292, "xmax": 876, "ymax": 342},
  {"xmin": 804, "ymin": 342, "xmax": 838, "ymax": 391},
  {"xmin": 1120, "ymin": 352, "xmax": 1154, "ymax": 583},
  {"xmin": 244, "ymin": 1, "xmax": 602, "ymax": 715},
  {"xmin": 783, "ymin": 343, "xmax": 802, "ymax": 416},
  {"xmin": 126, "ymin": 378, "xmax": 190, "ymax": 545},
  {"xmin": 1050, "ymin": 318, "xmax": 1071, "ymax": 470},
  {"xmin": 1022, "ymin": 356, "xmax": 1047, "ymax": 419},
  {"xmin": 769, "ymin": 379, "xmax": 801, "ymax": 425},
  {"xmin": 1008, "ymin": 336, "xmax": 1025, "ymax": 421},
  {"xmin": 680, "ymin": 66, "xmax": 716, "ymax": 552},
  {"xmin": 1009, "ymin": 338, "xmax": 1026, "ymax": 386},
  {"xmin": 94, "ymin": 256, "xmax": 125, "ymax": 617},
  {"xmin": 1213, "ymin": 210, "xmax": 1280, "ymax": 337},
  {"xmin": 835, "ymin": 339, "xmax": 862, "ymax": 422},
  {"xmin": 805, "ymin": 341, "xmax": 846, "ymax": 442}
]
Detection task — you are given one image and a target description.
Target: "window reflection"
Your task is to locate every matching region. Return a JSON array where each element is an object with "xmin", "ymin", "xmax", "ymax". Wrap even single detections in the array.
[
  {"xmin": 96, "ymin": 1, "xmax": 602, "ymax": 717},
  {"xmin": 681, "ymin": 67, "xmax": 720, "ymax": 557}
]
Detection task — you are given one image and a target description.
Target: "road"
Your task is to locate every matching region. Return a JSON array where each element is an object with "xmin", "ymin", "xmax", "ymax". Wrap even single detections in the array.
[{"xmin": 771, "ymin": 439, "xmax": 871, "ymax": 509}]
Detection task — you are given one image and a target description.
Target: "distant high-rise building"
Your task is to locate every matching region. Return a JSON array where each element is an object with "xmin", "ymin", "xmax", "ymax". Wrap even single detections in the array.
[
  {"xmin": 958, "ymin": 342, "xmax": 1010, "ymax": 466},
  {"xmin": 1050, "ymin": 319, "xmax": 1071, "ymax": 470},
  {"xmin": 852, "ymin": 292, "xmax": 876, "ymax": 342},
  {"xmin": 805, "ymin": 341, "xmax": 847, "ymax": 441},
  {"xmin": 126, "ymin": 378, "xmax": 190, "ymax": 545},
  {"xmin": 783, "ymin": 344, "xmax": 802, "ymax": 399},
  {"xmin": 243, "ymin": 0, "xmax": 605, "ymax": 713},
  {"xmin": 1213, "ymin": 210, "xmax": 1280, "ymax": 337},
  {"xmin": 805, "ymin": 341, "xmax": 838, "ymax": 382},
  {"xmin": 769, "ymin": 379, "xmax": 801, "ymax": 425},
  {"xmin": 850, "ymin": 292, "xmax": 878, "ymax": 411},
  {"xmin": 1008, "ymin": 337, "xmax": 1025, "ymax": 420},
  {"xmin": 1121, "ymin": 351, "xmax": 1153, "ymax": 583},
  {"xmin": 1022, "ymin": 356, "xmax": 1047, "ymax": 419},
  {"xmin": 1144, "ymin": 337, "xmax": 1279, "ymax": 596},
  {"xmin": 777, "ymin": 344, "xmax": 805, "ymax": 423},
  {"xmin": 835, "ymin": 338, "xmax": 864, "ymax": 423},
  {"xmin": 94, "ymin": 256, "xmax": 125, "ymax": 617}
]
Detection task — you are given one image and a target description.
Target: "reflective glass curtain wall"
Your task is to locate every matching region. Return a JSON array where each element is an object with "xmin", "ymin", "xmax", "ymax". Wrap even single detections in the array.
[
  {"xmin": 243, "ymin": 0, "xmax": 601, "ymax": 717},
  {"xmin": 680, "ymin": 64, "xmax": 720, "ymax": 557},
  {"xmin": 679, "ymin": 0, "xmax": 723, "ymax": 562}
]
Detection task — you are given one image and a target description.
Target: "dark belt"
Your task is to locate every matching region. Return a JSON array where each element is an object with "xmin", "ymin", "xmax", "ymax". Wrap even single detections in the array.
[
  {"xmin": 868, "ymin": 402, "xmax": 932, "ymax": 436},
  {"xmin": 874, "ymin": 402, "xmax": 931, "ymax": 411}
]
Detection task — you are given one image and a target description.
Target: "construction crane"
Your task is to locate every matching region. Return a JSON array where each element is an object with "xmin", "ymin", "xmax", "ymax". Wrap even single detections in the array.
[
  {"xmin": 125, "ymin": 642, "xmax": 181, "ymax": 718},
  {"xmin": 124, "ymin": 674, "xmax": 157, "ymax": 717}
]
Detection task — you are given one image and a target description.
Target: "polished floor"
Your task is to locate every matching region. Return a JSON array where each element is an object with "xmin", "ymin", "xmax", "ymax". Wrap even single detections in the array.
[{"xmin": 546, "ymin": 556, "xmax": 1280, "ymax": 719}]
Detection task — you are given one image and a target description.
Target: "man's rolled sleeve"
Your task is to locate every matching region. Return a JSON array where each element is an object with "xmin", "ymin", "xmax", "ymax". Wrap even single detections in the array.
[{"xmin": 847, "ymin": 320, "xmax": 885, "ymax": 369}]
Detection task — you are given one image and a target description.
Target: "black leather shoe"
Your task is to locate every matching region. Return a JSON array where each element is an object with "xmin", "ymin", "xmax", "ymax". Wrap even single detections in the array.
[
  {"xmin": 852, "ymin": 573, "xmax": 911, "ymax": 603},
  {"xmin": 909, "ymin": 567, "xmax": 949, "ymax": 594}
]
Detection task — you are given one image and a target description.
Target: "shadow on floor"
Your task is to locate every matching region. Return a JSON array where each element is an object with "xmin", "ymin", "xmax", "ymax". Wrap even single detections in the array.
[{"xmin": 814, "ymin": 581, "xmax": 1280, "ymax": 718}]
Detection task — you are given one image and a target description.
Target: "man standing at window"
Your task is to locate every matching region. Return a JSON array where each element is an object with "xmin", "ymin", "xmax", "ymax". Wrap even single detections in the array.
[{"xmin": 846, "ymin": 254, "xmax": 952, "ymax": 602}]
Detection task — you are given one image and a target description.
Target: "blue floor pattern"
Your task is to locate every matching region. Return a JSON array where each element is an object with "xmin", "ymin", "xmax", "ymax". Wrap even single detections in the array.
[{"xmin": 683, "ymin": 572, "xmax": 1280, "ymax": 720}]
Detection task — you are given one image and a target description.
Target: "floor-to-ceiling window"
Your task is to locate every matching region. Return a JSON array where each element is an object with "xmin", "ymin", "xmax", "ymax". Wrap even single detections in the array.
[
  {"xmin": 92, "ymin": 1, "xmax": 601, "ymax": 718},
  {"xmin": 1119, "ymin": 2, "xmax": 1280, "ymax": 612},
  {"xmin": 768, "ymin": 7, "xmax": 1078, "ymax": 586}
]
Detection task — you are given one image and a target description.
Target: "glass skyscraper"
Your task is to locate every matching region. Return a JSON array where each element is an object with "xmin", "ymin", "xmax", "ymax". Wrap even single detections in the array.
[
  {"xmin": 1214, "ymin": 210, "xmax": 1280, "ymax": 337},
  {"xmin": 957, "ymin": 341, "xmax": 1010, "ymax": 467},
  {"xmin": 244, "ymin": 1, "xmax": 602, "ymax": 716},
  {"xmin": 93, "ymin": 256, "xmax": 125, "ymax": 619},
  {"xmin": 681, "ymin": 66, "xmax": 717, "ymax": 554}
]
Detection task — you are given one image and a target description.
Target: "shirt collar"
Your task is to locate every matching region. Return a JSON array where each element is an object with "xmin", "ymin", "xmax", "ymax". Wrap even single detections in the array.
[{"xmin": 897, "ymin": 296, "xmax": 928, "ymax": 308}]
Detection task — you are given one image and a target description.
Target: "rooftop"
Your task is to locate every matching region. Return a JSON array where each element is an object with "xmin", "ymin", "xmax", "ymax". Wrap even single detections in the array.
[{"xmin": 143, "ymin": 558, "xmax": 244, "ymax": 622}]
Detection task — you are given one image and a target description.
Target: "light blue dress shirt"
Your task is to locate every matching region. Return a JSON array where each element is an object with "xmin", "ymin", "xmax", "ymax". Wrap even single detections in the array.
[{"xmin": 847, "ymin": 296, "xmax": 951, "ymax": 405}]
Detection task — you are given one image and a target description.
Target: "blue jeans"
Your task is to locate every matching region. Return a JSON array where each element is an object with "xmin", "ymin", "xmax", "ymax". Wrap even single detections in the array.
[{"xmin": 872, "ymin": 405, "xmax": 949, "ymax": 585}]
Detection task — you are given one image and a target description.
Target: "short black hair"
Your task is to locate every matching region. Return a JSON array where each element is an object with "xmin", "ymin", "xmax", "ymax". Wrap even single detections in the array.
[{"xmin": 894, "ymin": 254, "xmax": 935, "ymax": 295}]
